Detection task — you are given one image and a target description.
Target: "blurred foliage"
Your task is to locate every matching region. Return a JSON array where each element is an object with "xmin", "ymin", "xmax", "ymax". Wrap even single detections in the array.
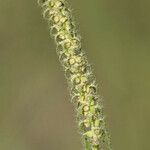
[{"xmin": 0, "ymin": 0, "xmax": 150, "ymax": 150}]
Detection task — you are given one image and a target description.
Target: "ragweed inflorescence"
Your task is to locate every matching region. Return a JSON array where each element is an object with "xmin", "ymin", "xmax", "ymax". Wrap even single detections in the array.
[{"xmin": 38, "ymin": 0, "xmax": 112, "ymax": 149}]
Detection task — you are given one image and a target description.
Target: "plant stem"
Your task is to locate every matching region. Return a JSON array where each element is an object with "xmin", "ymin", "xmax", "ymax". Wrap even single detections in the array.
[{"xmin": 38, "ymin": 0, "xmax": 112, "ymax": 149}]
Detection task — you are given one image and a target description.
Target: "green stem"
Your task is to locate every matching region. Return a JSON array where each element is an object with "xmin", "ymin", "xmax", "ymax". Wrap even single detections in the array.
[{"xmin": 38, "ymin": 0, "xmax": 112, "ymax": 149}]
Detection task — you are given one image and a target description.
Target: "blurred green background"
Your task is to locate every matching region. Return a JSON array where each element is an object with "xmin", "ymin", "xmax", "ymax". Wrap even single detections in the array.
[{"xmin": 0, "ymin": 0, "xmax": 150, "ymax": 150}]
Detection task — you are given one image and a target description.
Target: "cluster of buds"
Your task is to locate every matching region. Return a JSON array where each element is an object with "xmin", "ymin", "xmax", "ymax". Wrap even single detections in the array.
[{"xmin": 38, "ymin": 0, "xmax": 112, "ymax": 149}]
